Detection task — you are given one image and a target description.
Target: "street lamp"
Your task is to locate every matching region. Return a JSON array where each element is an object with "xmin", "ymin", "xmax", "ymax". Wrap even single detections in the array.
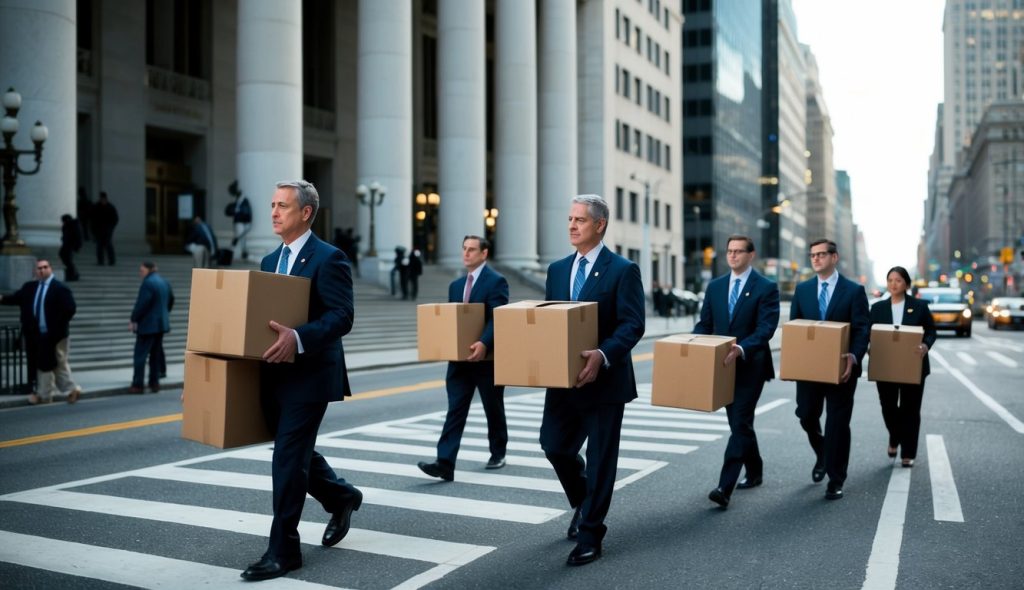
[
  {"xmin": 1, "ymin": 87, "xmax": 49, "ymax": 253},
  {"xmin": 356, "ymin": 181, "xmax": 386, "ymax": 258}
]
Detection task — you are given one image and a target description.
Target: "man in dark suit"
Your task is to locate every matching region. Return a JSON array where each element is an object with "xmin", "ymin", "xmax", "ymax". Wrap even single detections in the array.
[
  {"xmin": 185, "ymin": 216, "xmax": 218, "ymax": 268},
  {"xmin": 129, "ymin": 261, "xmax": 174, "ymax": 393},
  {"xmin": 1, "ymin": 259, "xmax": 81, "ymax": 404},
  {"xmin": 541, "ymin": 194, "xmax": 645, "ymax": 566},
  {"xmin": 418, "ymin": 235, "xmax": 510, "ymax": 481},
  {"xmin": 695, "ymin": 235, "xmax": 780, "ymax": 508},
  {"xmin": 790, "ymin": 239, "xmax": 870, "ymax": 500},
  {"xmin": 240, "ymin": 180, "xmax": 362, "ymax": 582},
  {"xmin": 91, "ymin": 191, "xmax": 118, "ymax": 266}
]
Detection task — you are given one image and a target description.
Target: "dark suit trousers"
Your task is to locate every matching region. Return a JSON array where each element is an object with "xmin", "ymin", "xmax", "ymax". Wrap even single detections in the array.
[
  {"xmin": 260, "ymin": 396, "xmax": 358, "ymax": 560},
  {"xmin": 540, "ymin": 395, "xmax": 625, "ymax": 546},
  {"xmin": 131, "ymin": 333, "xmax": 162, "ymax": 387},
  {"xmin": 718, "ymin": 370, "xmax": 766, "ymax": 492},
  {"xmin": 437, "ymin": 362, "xmax": 507, "ymax": 467},
  {"xmin": 876, "ymin": 380, "xmax": 925, "ymax": 459},
  {"xmin": 796, "ymin": 380, "xmax": 857, "ymax": 486}
]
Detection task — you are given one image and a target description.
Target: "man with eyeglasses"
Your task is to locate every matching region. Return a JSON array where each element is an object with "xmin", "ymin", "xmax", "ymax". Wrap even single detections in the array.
[
  {"xmin": 1, "ymin": 260, "xmax": 81, "ymax": 404},
  {"xmin": 789, "ymin": 239, "xmax": 870, "ymax": 501}
]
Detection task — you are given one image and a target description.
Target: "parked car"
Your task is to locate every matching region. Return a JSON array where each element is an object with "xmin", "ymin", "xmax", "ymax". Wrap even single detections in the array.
[
  {"xmin": 671, "ymin": 288, "xmax": 701, "ymax": 316},
  {"xmin": 916, "ymin": 286, "xmax": 972, "ymax": 337},
  {"xmin": 986, "ymin": 297, "xmax": 1024, "ymax": 330}
]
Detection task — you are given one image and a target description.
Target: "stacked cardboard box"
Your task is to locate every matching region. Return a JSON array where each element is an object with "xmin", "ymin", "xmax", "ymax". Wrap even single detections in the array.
[
  {"xmin": 493, "ymin": 301, "xmax": 598, "ymax": 388},
  {"xmin": 651, "ymin": 334, "xmax": 736, "ymax": 412},
  {"xmin": 416, "ymin": 303, "xmax": 485, "ymax": 361},
  {"xmin": 779, "ymin": 320, "xmax": 849, "ymax": 384},
  {"xmin": 867, "ymin": 325, "xmax": 924, "ymax": 385}
]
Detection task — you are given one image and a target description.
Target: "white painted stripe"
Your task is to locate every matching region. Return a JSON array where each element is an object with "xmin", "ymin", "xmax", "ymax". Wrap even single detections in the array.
[
  {"xmin": 511, "ymin": 397, "xmax": 731, "ymax": 421},
  {"xmin": 392, "ymin": 422, "xmax": 722, "ymax": 442},
  {"xmin": 755, "ymin": 398, "xmax": 790, "ymax": 415},
  {"xmin": 618, "ymin": 440, "xmax": 699, "ymax": 454},
  {"xmin": 613, "ymin": 460, "xmax": 669, "ymax": 489},
  {"xmin": 134, "ymin": 464, "xmax": 564, "ymax": 524},
  {"xmin": 985, "ymin": 350, "xmax": 1019, "ymax": 368},
  {"xmin": 0, "ymin": 530, "xmax": 346, "ymax": 590},
  {"xmin": 461, "ymin": 412, "xmax": 731, "ymax": 432},
  {"xmin": 1, "ymin": 489, "xmax": 493, "ymax": 565},
  {"xmin": 955, "ymin": 352, "xmax": 977, "ymax": 366},
  {"xmin": 862, "ymin": 464, "xmax": 912, "ymax": 590},
  {"xmin": 925, "ymin": 435, "xmax": 965, "ymax": 523},
  {"xmin": 973, "ymin": 334, "xmax": 1024, "ymax": 353},
  {"xmin": 932, "ymin": 351, "xmax": 1024, "ymax": 434}
]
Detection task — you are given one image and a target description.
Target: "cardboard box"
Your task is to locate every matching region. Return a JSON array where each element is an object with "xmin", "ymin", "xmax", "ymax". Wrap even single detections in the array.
[
  {"xmin": 651, "ymin": 334, "xmax": 736, "ymax": 412},
  {"xmin": 867, "ymin": 324, "xmax": 924, "ymax": 385},
  {"xmin": 494, "ymin": 300, "xmax": 598, "ymax": 388},
  {"xmin": 181, "ymin": 352, "xmax": 271, "ymax": 448},
  {"xmin": 186, "ymin": 269, "xmax": 310, "ymax": 361},
  {"xmin": 417, "ymin": 303, "xmax": 485, "ymax": 361},
  {"xmin": 780, "ymin": 320, "xmax": 850, "ymax": 384}
]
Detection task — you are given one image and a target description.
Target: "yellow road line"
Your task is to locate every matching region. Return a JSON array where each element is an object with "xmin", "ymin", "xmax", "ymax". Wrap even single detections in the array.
[
  {"xmin": 0, "ymin": 414, "xmax": 184, "ymax": 449},
  {"xmin": 350, "ymin": 379, "xmax": 446, "ymax": 400},
  {"xmin": 633, "ymin": 352, "xmax": 654, "ymax": 362}
]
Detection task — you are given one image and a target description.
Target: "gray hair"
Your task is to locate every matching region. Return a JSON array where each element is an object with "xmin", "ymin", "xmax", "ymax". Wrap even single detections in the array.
[
  {"xmin": 572, "ymin": 194, "xmax": 609, "ymax": 232},
  {"xmin": 276, "ymin": 179, "xmax": 320, "ymax": 224}
]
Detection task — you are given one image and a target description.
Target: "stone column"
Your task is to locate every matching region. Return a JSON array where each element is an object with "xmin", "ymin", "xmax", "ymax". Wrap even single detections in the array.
[
  {"xmin": 494, "ymin": 0, "xmax": 539, "ymax": 269},
  {"xmin": 236, "ymin": 0, "xmax": 302, "ymax": 258},
  {"xmin": 538, "ymin": 0, "xmax": 578, "ymax": 264},
  {"xmin": 357, "ymin": 0, "xmax": 413, "ymax": 286},
  {"xmin": 436, "ymin": 0, "xmax": 486, "ymax": 269}
]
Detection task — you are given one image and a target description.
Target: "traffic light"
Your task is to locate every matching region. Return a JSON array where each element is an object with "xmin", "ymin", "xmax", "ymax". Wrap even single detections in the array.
[
  {"xmin": 702, "ymin": 246, "xmax": 714, "ymax": 268},
  {"xmin": 1000, "ymin": 246, "xmax": 1014, "ymax": 265}
]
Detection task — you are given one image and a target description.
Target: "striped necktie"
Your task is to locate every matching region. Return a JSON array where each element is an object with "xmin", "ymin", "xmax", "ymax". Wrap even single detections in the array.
[
  {"xmin": 571, "ymin": 258, "xmax": 588, "ymax": 301},
  {"xmin": 277, "ymin": 246, "xmax": 291, "ymax": 275},
  {"xmin": 728, "ymin": 278, "xmax": 741, "ymax": 320},
  {"xmin": 818, "ymin": 281, "xmax": 829, "ymax": 320}
]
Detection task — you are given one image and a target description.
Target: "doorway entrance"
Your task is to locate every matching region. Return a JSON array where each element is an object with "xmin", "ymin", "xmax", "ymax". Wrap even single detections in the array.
[{"xmin": 145, "ymin": 160, "xmax": 204, "ymax": 254}]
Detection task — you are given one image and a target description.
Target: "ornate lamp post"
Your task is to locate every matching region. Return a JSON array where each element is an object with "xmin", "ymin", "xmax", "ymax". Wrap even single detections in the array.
[
  {"xmin": 1, "ymin": 87, "xmax": 49, "ymax": 253},
  {"xmin": 356, "ymin": 181, "xmax": 386, "ymax": 258}
]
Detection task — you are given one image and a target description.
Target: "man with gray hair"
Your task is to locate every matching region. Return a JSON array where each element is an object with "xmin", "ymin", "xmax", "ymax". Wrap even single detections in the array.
[
  {"xmin": 540, "ymin": 194, "xmax": 645, "ymax": 566},
  {"xmin": 241, "ymin": 179, "xmax": 363, "ymax": 581}
]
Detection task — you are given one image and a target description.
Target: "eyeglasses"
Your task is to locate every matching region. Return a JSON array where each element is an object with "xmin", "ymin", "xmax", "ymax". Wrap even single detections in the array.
[
  {"xmin": 809, "ymin": 251, "xmax": 834, "ymax": 259},
  {"xmin": 36, "ymin": 265, "xmax": 50, "ymax": 270},
  {"xmin": 725, "ymin": 249, "xmax": 750, "ymax": 256}
]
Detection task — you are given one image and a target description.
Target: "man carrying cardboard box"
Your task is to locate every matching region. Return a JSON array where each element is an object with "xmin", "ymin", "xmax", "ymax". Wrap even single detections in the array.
[
  {"xmin": 239, "ymin": 180, "xmax": 363, "ymax": 582},
  {"xmin": 790, "ymin": 239, "xmax": 870, "ymax": 501},
  {"xmin": 694, "ymin": 236, "xmax": 780, "ymax": 509},
  {"xmin": 540, "ymin": 195, "xmax": 645, "ymax": 566},
  {"xmin": 418, "ymin": 235, "xmax": 510, "ymax": 480}
]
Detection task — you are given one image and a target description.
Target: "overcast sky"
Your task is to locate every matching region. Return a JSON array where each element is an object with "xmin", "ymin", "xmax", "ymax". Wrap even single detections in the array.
[{"xmin": 790, "ymin": 0, "xmax": 945, "ymax": 285}]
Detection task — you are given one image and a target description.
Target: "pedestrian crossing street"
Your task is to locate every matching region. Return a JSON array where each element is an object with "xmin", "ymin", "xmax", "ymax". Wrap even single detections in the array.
[{"xmin": 0, "ymin": 387, "xmax": 790, "ymax": 589}]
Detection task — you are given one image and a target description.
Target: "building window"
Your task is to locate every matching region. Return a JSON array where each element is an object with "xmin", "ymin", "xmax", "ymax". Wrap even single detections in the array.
[
  {"xmin": 616, "ymin": 187, "xmax": 624, "ymax": 220},
  {"xmin": 666, "ymin": 204, "xmax": 672, "ymax": 230},
  {"xmin": 635, "ymin": 77, "xmax": 642, "ymax": 105},
  {"xmin": 665, "ymin": 144, "xmax": 671, "ymax": 171},
  {"xmin": 614, "ymin": 118, "xmax": 621, "ymax": 150},
  {"xmin": 654, "ymin": 199, "xmax": 661, "ymax": 227},
  {"xmin": 633, "ymin": 129, "xmax": 642, "ymax": 157},
  {"xmin": 664, "ymin": 96, "xmax": 671, "ymax": 121},
  {"xmin": 622, "ymin": 122, "xmax": 631, "ymax": 152},
  {"xmin": 615, "ymin": 64, "xmax": 620, "ymax": 94},
  {"xmin": 629, "ymin": 191, "xmax": 639, "ymax": 223},
  {"xmin": 664, "ymin": 50, "xmax": 670, "ymax": 75},
  {"xmin": 635, "ymin": 26, "xmax": 642, "ymax": 54},
  {"xmin": 615, "ymin": 8, "xmax": 621, "ymax": 39},
  {"xmin": 624, "ymin": 17, "xmax": 631, "ymax": 45},
  {"xmin": 623, "ymin": 68, "xmax": 631, "ymax": 98}
]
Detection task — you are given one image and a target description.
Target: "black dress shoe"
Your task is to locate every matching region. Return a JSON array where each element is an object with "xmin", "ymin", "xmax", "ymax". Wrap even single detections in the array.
[
  {"xmin": 736, "ymin": 476, "xmax": 763, "ymax": 489},
  {"xmin": 322, "ymin": 490, "xmax": 364, "ymax": 547},
  {"xmin": 240, "ymin": 555, "xmax": 301, "ymax": 581},
  {"xmin": 708, "ymin": 487, "xmax": 730, "ymax": 508},
  {"xmin": 485, "ymin": 456, "xmax": 506, "ymax": 469},
  {"xmin": 418, "ymin": 461, "xmax": 454, "ymax": 481},
  {"xmin": 566, "ymin": 542, "xmax": 601, "ymax": 566},
  {"xmin": 566, "ymin": 506, "xmax": 582, "ymax": 539},
  {"xmin": 825, "ymin": 484, "xmax": 844, "ymax": 500},
  {"xmin": 812, "ymin": 457, "xmax": 826, "ymax": 483}
]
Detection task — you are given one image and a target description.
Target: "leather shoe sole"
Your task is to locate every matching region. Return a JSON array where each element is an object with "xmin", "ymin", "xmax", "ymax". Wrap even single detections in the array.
[
  {"xmin": 736, "ymin": 477, "xmax": 762, "ymax": 489},
  {"xmin": 566, "ymin": 543, "xmax": 601, "ymax": 566},
  {"xmin": 485, "ymin": 457, "xmax": 506, "ymax": 470},
  {"xmin": 417, "ymin": 461, "xmax": 454, "ymax": 481},
  {"xmin": 240, "ymin": 556, "xmax": 301, "ymax": 581},
  {"xmin": 708, "ymin": 488, "xmax": 730, "ymax": 508},
  {"xmin": 322, "ymin": 492, "xmax": 364, "ymax": 547}
]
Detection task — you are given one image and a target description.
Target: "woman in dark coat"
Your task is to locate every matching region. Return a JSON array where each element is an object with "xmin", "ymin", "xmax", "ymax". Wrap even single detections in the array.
[{"xmin": 868, "ymin": 266, "xmax": 938, "ymax": 467}]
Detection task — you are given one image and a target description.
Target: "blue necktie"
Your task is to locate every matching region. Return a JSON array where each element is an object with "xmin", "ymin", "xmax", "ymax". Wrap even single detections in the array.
[
  {"xmin": 571, "ymin": 258, "xmax": 589, "ymax": 301},
  {"xmin": 34, "ymin": 281, "xmax": 47, "ymax": 333},
  {"xmin": 728, "ymin": 278, "xmax": 741, "ymax": 320},
  {"xmin": 277, "ymin": 246, "xmax": 291, "ymax": 275},
  {"xmin": 818, "ymin": 281, "xmax": 829, "ymax": 320}
]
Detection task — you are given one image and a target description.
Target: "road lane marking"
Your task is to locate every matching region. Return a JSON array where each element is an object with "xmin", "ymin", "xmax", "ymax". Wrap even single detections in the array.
[
  {"xmin": 350, "ymin": 379, "xmax": 446, "ymax": 400},
  {"xmin": 755, "ymin": 398, "xmax": 790, "ymax": 415},
  {"xmin": 0, "ymin": 531, "xmax": 346, "ymax": 590},
  {"xmin": 985, "ymin": 351, "xmax": 1019, "ymax": 368},
  {"xmin": 973, "ymin": 334, "xmax": 1024, "ymax": 353},
  {"xmin": 932, "ymin": 351, "xmax": 1024, "ymax": 434},
  {"xmin": 462, "ymin": 411, "xmax": 732, "ymax": 431},
  {"xmin": 862, "ymin": 464, "xmax": 912, "ymax": 590},
  {"xmin": 0, "ymin": 414, "xmax": 183, "ymax": 449},
  {"xmin": 926, "ymin": 434, "xmax": 964, "ymax": 523},
  {"xmin": 955, "ymin": 352, "xmax": 977, "ymax": 366},
  {"xmin": 393, "ymin": 421, "xmax": 723, "ymax": 442}
]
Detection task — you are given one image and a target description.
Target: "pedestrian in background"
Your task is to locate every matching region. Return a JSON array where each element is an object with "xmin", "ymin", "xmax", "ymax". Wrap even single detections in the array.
[
  {"xmin": 407, "ymin": 248, "xmax": 423, "ymax": 300},
  {"xmin": 869, "ymin": 266, "xmax": 937, "ymax": 468},
  {"xmin": 76, "ymin": 186, "xmax": 92, "ymax": 242},
  {"xmin": 91, "ymin": 191, "xmax": 119, "ymax": 266},
  {"xmin": 185, "ymin": 216, "xmax": 218, "ymax": 268},
  {"xmin": 129, "ymin": 261, "xmax": 174, "ymax": 393},
  {"xmin": 391, "ymin": 246, "xmax": 408, "ymax": 299},
  {"xmin": 0, "ymin": 259, "xmax": 81, "ymax": 404},
  {"xmin": 225, "ymin": 180, "xmax": 252, "ymax": 262},
  {"xmin": 59, "ymin": 213, "xmax": 82, "ymax": 281},
  {"xmin": 418, "ymin": 235, "xmax": 509, "ymax": 481}
]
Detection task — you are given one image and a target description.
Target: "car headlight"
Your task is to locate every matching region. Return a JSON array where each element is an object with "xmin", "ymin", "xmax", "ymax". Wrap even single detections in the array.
[
  {"xmin": 962, "ymin": 308, "xmax": 972, "ymax": 319},
  {"xmin": 998, "ymin": 310, "xmax": 1010, "ymax": 318}
]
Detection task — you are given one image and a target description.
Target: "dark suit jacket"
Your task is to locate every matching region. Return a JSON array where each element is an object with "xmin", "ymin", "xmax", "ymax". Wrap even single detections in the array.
[
  {"xmin": 545, "ymin": 246, "xmax": 646, "ymax": 405},
  {"xmin": 448, "ymin": 263, "xmax": 509, "ymax": 353},
  {"xmin": 260, "ymin": 233, "xmax": 355, "ymax": 404},
  {"xmin": 693, "ymin": 269, "xmax": 780, "ymax": 383},
  {"xmin": 790, "ymin": 273, "xmax": 871, "ymax": 380},
  {"xmin": 2, "ymin": 279, "xmax": 76, "ymax": 341},
  {"xmin": 869, "ymin": 295, "xmax": 937, "ymax": 379},
  {"xmin": 131, "ymin": 272, "xmax": 175, "ymax": 335}
]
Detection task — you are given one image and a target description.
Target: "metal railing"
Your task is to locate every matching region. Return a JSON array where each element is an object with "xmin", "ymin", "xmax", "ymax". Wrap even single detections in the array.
[
  {"xmin": 0, "ymin": 325, "xmax": 30, "ymax": 395},
  {"xmin": 144, "ymin": 66, "xmax": 211, "ymax": 101}
]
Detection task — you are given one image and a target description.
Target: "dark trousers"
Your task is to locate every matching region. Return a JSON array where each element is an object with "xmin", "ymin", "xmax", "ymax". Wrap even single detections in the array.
[
  {"xmin": 131, "ymin": 333, "xmax": 163, "ymax": 387},
  {"xmin": 96, "ymin": 235, "xmax": 115, "ymax": 265},
  {"xmin": 59, "ymin": 246, "xmax": 79, "ymax": 281},
  {"xmin": 718, "ymin": 375, "xmax": 766, "ymax": 493},
  {"xmin": 877, "ymin": 380, "xmax": 925, "ymax": 459},
  {"xmin": 540, "ymin": 395, "xmax": 625, "ymax": 547},
  {"xmin": 436, "ymin": 362, "xmax": 507, "ymax": 467},
  {"xmin": 260, "ymin": 396, "xmax": 358, "ymax": 560},
  {"xmin": 795, "ymin": 380, "xmax": 857, "ymax": 486}
]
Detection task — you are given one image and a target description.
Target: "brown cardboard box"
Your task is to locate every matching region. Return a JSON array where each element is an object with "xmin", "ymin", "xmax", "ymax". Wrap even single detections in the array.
[
  {"xmin": 181, "ymin": 352, "xmax": 271, "ymax": 448},
  {"xmin": 494, "ymin": 300, "xmax": 598, "ymax": 388},
  {"xmin": 651, "ymin": 334, "xmax": 736, "ymax": 412},
  {"xmin": 417, "ymin": 303, "xmax": 485, "ymax": 361},
  {"xmin": 868, "ymin": 324, "xmax": 924, "ymax": 385},
  {"xmin": 780, "ymin": 320, "xmax": 850, "ymax": 384},
  {"xmin": 186, "ymin": 269, "xmax": 310, "ymax": 361}
]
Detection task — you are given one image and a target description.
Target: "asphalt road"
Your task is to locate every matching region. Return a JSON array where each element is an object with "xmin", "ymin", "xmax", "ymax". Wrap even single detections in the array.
[{"xmin": 1, "ymin": 323, "xmax": 1022, "ymax": 589}]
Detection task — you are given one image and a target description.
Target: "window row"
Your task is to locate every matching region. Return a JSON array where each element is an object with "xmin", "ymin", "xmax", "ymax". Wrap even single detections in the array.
[
  {"xmin": 615, "ymin": 65, "xmax": 672, "ymax": 122},
  {"xmin": 615, "ymin": 186, "xmax": 673, "ymax": 230},
  {"xmin": 683, "ymin": 62, "xmax": 713, "ymax": 82},
  {"xmin": 615, "ymin": 9, "xmax": 672, "ymax": 76},
  {"xmin": 683, "ymin": 28, "xmax": 712, "ymax": 48},
  {"xmin": 614, "ymin": 119, "xmax": 673, "ymax": 171}
]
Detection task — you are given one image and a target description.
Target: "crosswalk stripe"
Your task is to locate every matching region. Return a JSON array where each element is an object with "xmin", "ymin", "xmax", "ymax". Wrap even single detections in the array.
[
  {"xmin": 0, "ymin": 530, "xmax": 347, "ymax": 590},
  {"xmin": 618, "ymin": 440, "xmax": 699, "ymax": 454},
  {"xmin": 459, "ymin": 412, "xmax": 731, "ymax": 432},
  {"xmin": 392, "ymin": 421, "xmax": 721, "ymax": 443},
  {"xmin": 926, "ymin": 435, "xmax": 965, "ymax": 523},
  {"xmin": 1, "ymin": 489, "xmax": 493, "ymax": 566},
  {"xmin": 755, "ymin": 398, "xmax": 790, "ymax": 415},
  {"xmin": 955, "ymin": 351, "xmax": 977, "ymax": 366},
  {"xmin": 985, "ymin": 350, "xmax": 1019, "ymax": 368},
  {"xmin": 973, "ymin": 334, "xmax": 1024, "ymax": 353},
  {"xmin": 132, "ymin": 464, "xmax": 564, "ymax": 524}
]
